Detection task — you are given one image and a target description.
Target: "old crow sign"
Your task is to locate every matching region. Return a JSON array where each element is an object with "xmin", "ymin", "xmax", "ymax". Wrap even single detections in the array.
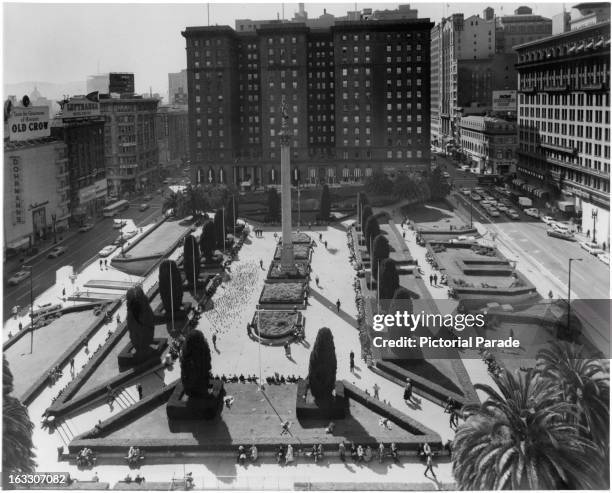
[{"xmin": 9, "ymin": 106, "xmax": 50, "ymax": 141}]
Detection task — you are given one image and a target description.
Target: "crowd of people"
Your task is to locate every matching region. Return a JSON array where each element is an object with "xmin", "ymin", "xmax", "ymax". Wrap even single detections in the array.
[
  {"xmin": 76, "ymin": 447, "xmax": 96, "ymax": 468},
  {"xmin": 125, "ymin": 446, "xmax": 145, "ymax": 466}
]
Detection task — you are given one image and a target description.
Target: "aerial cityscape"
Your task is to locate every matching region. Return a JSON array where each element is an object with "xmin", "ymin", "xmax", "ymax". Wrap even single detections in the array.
[{"xmin": 2, "ymin": 2, "xmax": 610, "ymax": 491}]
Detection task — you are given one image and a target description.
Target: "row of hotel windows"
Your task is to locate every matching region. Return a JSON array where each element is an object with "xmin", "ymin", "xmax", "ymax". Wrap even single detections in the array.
[
  {"xmin": 520, "ymin": 135, "xmax": 610, "ymax": 159},
  {"xmin": 520, "ymin": 122, "xmax": 609, "ymax": 140},
  {"xmin": 519, "ymin": 108, "xmax": 609, "ymax": 123},
  {"xmin": 519, "ymin": 92, "xmax": 609, "ymax": 107}
]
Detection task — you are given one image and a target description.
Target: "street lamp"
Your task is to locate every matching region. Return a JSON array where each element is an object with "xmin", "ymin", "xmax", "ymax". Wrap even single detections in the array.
[
  {"xmin": 567, "ymin": 258, "xmax": 582, "ymax": 338},
  {"xmin": 591, "ymin": 209, "xmax": 598, "ymax": 244},
  {"xmin": 23, "ymin": 265, "xmax": 34, "ymax": 354}
]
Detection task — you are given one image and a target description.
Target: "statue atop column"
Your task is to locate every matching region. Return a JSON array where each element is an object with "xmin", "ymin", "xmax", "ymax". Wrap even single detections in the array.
[{"xmin": 279, "ymin": 95, "xmax": 295, "ymax": 272}]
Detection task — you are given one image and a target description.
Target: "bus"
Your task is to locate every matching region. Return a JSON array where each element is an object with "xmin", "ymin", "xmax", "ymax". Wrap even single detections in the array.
[{"xmin": 102, "ymin": 199, "xmax": 130, "ymax": 217}]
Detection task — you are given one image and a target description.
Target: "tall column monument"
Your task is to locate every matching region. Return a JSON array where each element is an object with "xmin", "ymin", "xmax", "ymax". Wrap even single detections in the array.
[{"xmin": 279, "ymin": 97, "xmax": 295, "ymax": 273}]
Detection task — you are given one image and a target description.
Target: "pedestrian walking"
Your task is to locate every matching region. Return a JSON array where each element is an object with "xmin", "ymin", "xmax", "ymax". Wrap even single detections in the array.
[
  {"xmin": 99, "ymin": 259, "xmax": 103, "ymax": 270},
  {"xmin": 212, "ymin": 333, "xmax": 217, "ymax": 349},
  {"xmin": 70, "ymin": 358, "xmax": 75, "ymax": 371},
  {"xmin": 105, "ymin": 259, "xmax": 108, "ymax": 269},
  {"xmin": 324, "ymin": 240, "xmax": 328, "ymax": 248},
  {"xmin": 315, "ymin": 275, "xmax": 320, "ymax": 287},
  {"xmin": 373, "ymin": 383, "xmax": 380, "ymax": 399},
  {"xmin": 336, "ymin": 299, "xmax": 341, "ymax": 313},
  {"xmin": 429, "ymin": 275, "xmax": 433, "ymax": 286},
  {"xmin": 319, "ymin": 233, "xmax": 323, "ymax": 242},
  {"xmin": 284, "ymin": 341, "xmax": 291, "ymax": 358},
  {"xmin": 404, "ymin": 378, "xmax": 413, "ymax": 404},
  {"xmin": 259, "ymin": 259, "xmax": 264, "ymax": 269},
  {"xmin": 402, "ymin": 231, "xmax": 406, "ymax": 239},
  {"xmin": 18, "ymin": 322, "xmax": 23, "ymax": 331},
  {"xmin": 424, "ymin": 453, "xmax": 436, "ymax": 479},
  {"xmin": 433, "ymin": 274, "xmax": 438, "ymax": 285},
  {"xmin": 136, "ymin": 383, "xmax": 143, "ymax": 400},
  {"xmin": 62, "ymin": 287, "xmax": 66, "ymax": 297},
  {"xmin": 116, "ymin": 314, "xmax": 121, "ymax": 324},
  {"xmin": 349, "ymin": 350, "xmax": 355, "ymax": 373},
  {"xmin": 339, "ymin": 442, "xmax": 346, "ymax": 461}
]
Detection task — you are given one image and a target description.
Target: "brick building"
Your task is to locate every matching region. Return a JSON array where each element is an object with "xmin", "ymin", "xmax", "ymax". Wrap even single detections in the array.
[{"xmin": 182, "ymin": 16, "xmax": 433, "ymax": 188}]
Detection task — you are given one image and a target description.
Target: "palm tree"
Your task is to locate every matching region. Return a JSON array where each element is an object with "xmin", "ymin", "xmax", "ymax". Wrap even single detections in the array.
[
  {"xmin": 452, "ymin": 368, "xmax": 602, "ymax": 490},
  {"xmin": 3, "ymin": 359, "xmax": 36, "ymax": 484},
  {"xmin": 162, "ymin": 191, "xmax": 181, "ymax": 217},
  {"xmin": 536, "ymin": 342, "xmax": 610, "ymax": 449}
]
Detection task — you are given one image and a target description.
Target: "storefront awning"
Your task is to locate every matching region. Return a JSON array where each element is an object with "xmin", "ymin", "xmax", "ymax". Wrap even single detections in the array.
[
  {"xmin": 6, "ymin": 237, "xmax": 30, "ymax": 250},
  {"xmin": 558, "ymin": 201, "xmax": 575, "ymax": 212},
  {"xmin": 512, "ymin": 179, "xmax": 525, "ymax": 186}
]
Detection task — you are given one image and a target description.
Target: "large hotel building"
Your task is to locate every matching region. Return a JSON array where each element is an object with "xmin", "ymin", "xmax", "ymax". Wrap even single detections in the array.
[
  {"xmin": 182, "ymin": 12, "xmax": 433, "ymax": 187},
  {"xmin": 515, "ymin": 4, "xmax": 610, "ymax": 245}
]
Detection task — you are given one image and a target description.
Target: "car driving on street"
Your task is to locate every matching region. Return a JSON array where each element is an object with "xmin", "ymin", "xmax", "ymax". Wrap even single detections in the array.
[
  {"xmin": 47, "ymin": 246, "xmax": 67, "ymax": 258},
  {"xmin": 7, "ymin": 270, "xmax": 31, "ymax": 286},
  {"xmin": 98, "ymin": 245, "xmax": 117, "ymax": 257}
]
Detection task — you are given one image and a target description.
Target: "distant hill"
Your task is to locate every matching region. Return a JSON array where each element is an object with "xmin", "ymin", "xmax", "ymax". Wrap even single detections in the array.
[{"xmin": 4, "ymin": 81, "xmax": 86, "ymax": 102}]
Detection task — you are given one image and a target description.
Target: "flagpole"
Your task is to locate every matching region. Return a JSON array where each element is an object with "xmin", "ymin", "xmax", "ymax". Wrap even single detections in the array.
[
  {"xmin": 169, "ymin": 263, "xmax": 175, "ymax": 333},
  {"xmin": 377, "ymin": 259, "xmax": 380, "ymax": 314},
  {"xmin": 257, "ymin": 310, "xmax": 262, "ymax": 390}
]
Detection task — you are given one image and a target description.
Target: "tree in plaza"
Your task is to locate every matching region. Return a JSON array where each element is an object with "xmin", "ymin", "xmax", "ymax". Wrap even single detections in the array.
[
  {"xmin": 452, "ymin": 368, "xmax": 603, "ymax": 490},
  {"xmin": 184, "ymin": 185, "xmax": 208, "ymax": 219},
  {"xmin": 267, "ymin": 188, "xmax": 280, "ymax": 222},
  {"xmin": 158, "ymin": 259, "xmax": 183, "ymax": 315},
  {"xmin": 200, "ymin": 221, "xmax": 216, "ymax": 260},
  {"xmin": 126, "ymin": 285, "xmax": 155, "ymax": 357},
  {"xmin": 308, "ymin": 327, "xmax": 337, "ymax": 401},
  {"xmin": 3, "ymin": 359, "xmax": 36, "ymax": 485},
  {"xmin": 180, "ymin": 330, "xmax": 212, "ymax": 398},
  {"xmin": 536, "ymin": 342, "xmax": 610, "ymax": 451},
  {"xmin": 428, "ymin": 167, "xmax": 451, "ymax": 201},
  {"xmin": 361, "ymin": 205, "xmax": 373, "ymax": 235},
  {"xmin": 364, "ymin": 170, "xmax": 393, "ymax": 195},
  {"xmin": 319, "ymin": 184, "xmax": 331, "ymax": 221},
  {"xmin": 392, "ymin": 174, "xmax": 419, "ymax": 201},
  {"xmin": 213, "ymin": 209, "xmax": 225, "ymax": 249},
  {"xmin": 183, "ymin": 235, "xmax": 200, "ymax": 289},
  {"xmin": 371, "ymin": 234, "xmax": 390, "ymax": 280},
  {"xmin": 378, "ymin": 258, "xmax": 399, "ymax": 301},
  {"xmin": 224, "ymin": 195, "xmax": 237, "ymax": 232},
  {"xmin": 162, "ymin": 191, "xmax": 183, "ymax": 217},
  {"xmin": 364, "ymin": 215, "xmax": 380, "ymax": 253}
]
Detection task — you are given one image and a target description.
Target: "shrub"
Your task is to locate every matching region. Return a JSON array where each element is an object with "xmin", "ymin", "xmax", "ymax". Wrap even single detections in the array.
[
  {"xmin": 379, "ymin": 258, "xmax": 399, "ymax": 301},
  {"xmin": 180, "ymin": 330, "xmax": 212, "ymax": 398},
  {"xmin": 371, "ymin": 235, "xmax": 390, "ymax": 279},
  {"xmin": 126, "ymin": 285, "xmax": 155, "ymax": 355},
  {"xmin": 364, "ymin": 170, "xmax": 393, "ymax": 195},
  {"xmin": 361, "ymin": 205, "xmax": 373, "ymax": 234},
  {"xmin": 319, "ymin": 184, "xmax": 331, "ymax": 221},
  {"xmin": 159, "ymin": 259, "xmax": 183, "ymax": 314},
  {"xmin": 364, "ymin": 215, "xmax": 380, "ymax": 253},
  {"xmin": 214, "ymin": 209, "xmax": 224, "ymax": 249},
  {"xmin": 183, "ymin": 235, "xmax": 200, "ymax": 287},
  {"xmin": 200, "ymin": 221, "xmax": 216, "ymax": 259},
  {"xmin": 267, "ymin": 188, "xmax": 280, "ymax": 222},
  {"xmin": 308, "ymin": 327, "xmax": 337, "ymax": 401}
]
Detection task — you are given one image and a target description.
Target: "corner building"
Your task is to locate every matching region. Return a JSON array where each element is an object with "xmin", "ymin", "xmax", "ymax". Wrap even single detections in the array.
[
  {"xmin": 182, "ymin": 17, "xmax": 433, "ymax": 188},
  {"xmin": 515, "ymin": 20, "xmax": 610, "ymax": 245}
]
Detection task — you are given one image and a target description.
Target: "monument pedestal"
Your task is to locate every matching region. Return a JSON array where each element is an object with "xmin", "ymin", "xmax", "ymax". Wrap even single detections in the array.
[
  {"xmin": 117, "ymin": 338, "xmax": 168, "ymax": 372},
  {"xmin": 296, "ymin": 379, "xmax": 348, "ymax": 420},
  {"xmin": 167, "ymin": 380, "xmax": 225, "ymax": 421}
]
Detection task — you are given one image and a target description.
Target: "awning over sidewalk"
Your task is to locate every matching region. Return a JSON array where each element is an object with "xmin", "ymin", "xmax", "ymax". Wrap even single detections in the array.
[
  {"xmin": 533, "ymin": 188, "xmax": 548, "ymax": 198},
  {"xmin": 512, "ymin": 178, "xmax": 525, "ymax": 186},
  {"xmin": 6, "ymin": 237, "xmax": 30, "ymax": 250}
]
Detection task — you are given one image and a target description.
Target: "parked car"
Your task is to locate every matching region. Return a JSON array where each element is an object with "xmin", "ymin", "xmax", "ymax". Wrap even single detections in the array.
[
  {"xmin": 99, "ymin": 245, "xmax": 117, "ymax": 257},
  {"xmin": 547, "ymin": 227, "xmax": 576, "ymax": 241},
  {"xmin": 47, "ymin": 246, "xmax": 67, "ymax": 258},
  {"xmin": 143, "ymin": 194, "xmax": 153, "ymax": 201},
  {"xmin": 489, "ymin": 209, "xmax": 501, "ymax": 218},
  {"xmin": 524, "ymin": 208, "xmax": 540, "ymax": 218},
  {"xmin": 580, "ymin": 241, "xmax": 605, "ymax": 255},
  {"xmin": 461, "ymin": 188, "xmax": 471, "ymax": 196},
  {"xmin": 597, "ymin": 252, "xmax": 610, "ymax": 265},
  {"xmin": 460, "ymin": 165, "xmax": 471, "ymax": 172},
  {"xmin": 113, "ymin": 220, "xmax": 127, "ymax": 229},
  {"xmin": 471, "ymin": 193, "xmax": 482, "ymax": 201},
  {"xmin": 139, "ymin": 203, "xmax": 150, "ymax": 212},
  {"xmin": 7, "ymin": 270, "xmax": 31, "ymax": 286},
  {"xmin": 506, "ymin": 209, "xmax": 520, "ymax": 220},
  {"xmin": 78, "ymin": 223, "xmax": 94, "ymax": 233},
  {"xmin": 123, "ymin": 230, "xmax": 137, "ymax": 240},
  {"xmin": 541, "ymin": 215, "xmax": 555, "ymax": 225},
  {"xmin": 113, "ymin": 236, "xmax": 127, "ymax": 246},
  {"xmin": 442, "ymin": 171, "xmax": 450, "ymax": 179}
]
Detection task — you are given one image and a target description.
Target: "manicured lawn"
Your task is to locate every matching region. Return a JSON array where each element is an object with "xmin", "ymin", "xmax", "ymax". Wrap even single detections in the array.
[
  {"xmin": 274, "ymin": 244, "xmax": 311, "ymax": 260},
  {"xmin": 260, "ymin": 282, "xmax": 305, "ymax": 304},
  {"xmin": 253, "ymin": 311, "xmax": 302, "ymax": 339}
]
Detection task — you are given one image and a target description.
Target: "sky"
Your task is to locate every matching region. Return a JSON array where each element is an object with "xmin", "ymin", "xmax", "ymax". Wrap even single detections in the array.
[{"xmin": 4, "ymin": 1, "xmax": 568, "ymax": 100}]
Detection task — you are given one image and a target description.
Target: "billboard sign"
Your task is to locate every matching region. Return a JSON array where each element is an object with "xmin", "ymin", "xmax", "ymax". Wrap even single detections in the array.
[
  {"xmin": 8, "ymin": 106, "xmax": 50, "ymax": 141},
  {"xmin": 62, "ymin": 97, "xmax": 100, "ymax": 119},
  {"xmin": 492, "ymin": 90, "xmax": 517, "ymax": 112},
  {"xmin": 9, "ymin": 156, "xmax": 25, "ymax": 224}
]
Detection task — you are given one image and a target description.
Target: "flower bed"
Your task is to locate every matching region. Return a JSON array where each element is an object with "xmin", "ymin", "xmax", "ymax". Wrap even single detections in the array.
[
  {"xmin": 274, "ymin": 243, "xmax": 311, "ymax": 260},
  {"xmin": 266, "ymin": 260, "xmax": 310, "ymax": 280},
  {"xmin": 259, "ymin": 281, "xmax": 305, "ymax": 304},
  {"xmin": 251, "ymin": 310, "xmax": 303, "ymax": 339}
]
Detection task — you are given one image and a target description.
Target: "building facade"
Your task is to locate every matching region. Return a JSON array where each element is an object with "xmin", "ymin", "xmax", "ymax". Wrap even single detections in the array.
[
  {"xmin": 182, "ymin": 16, "xmax": 433, "ymax": 188},
  {"xmin": 515, "ymin": 19, "xmax": 610, "ymax": 245},
  {"xmin": 100, "ymin": 95, "xmax": 159, "ymax": 197},
  {"xmin": 52, "ymin": 116, "xmax": 106, "ymax": 223},
  {"xmin": 168, "ymin": 70, "xmax": 188, "ymax": 105},
  {"xmin": 4, "ymin": 137, "xmax": 70, "ymax": 251},
  {"xmin": 459, "ymin": 115, "xmax": 517, "ymax": 174},
  {"xmin": 432, "ymin": 6, "xmax": 551, "ymax": 150}
]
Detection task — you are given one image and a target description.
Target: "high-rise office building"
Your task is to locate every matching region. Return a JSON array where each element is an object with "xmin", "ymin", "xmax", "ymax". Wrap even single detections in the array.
[
  {"xmin": 182, "ymin": 15, "xmax": 433, "ymax": 188},
  {"xmin": 168, "ymin": 70, "xmax": 188, "ymax": 105}
]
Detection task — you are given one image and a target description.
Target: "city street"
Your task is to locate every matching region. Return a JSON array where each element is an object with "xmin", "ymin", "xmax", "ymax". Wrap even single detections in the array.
[{"xmin": 3, "ymin": 196, "xmax": 164, "ymax": 321}]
